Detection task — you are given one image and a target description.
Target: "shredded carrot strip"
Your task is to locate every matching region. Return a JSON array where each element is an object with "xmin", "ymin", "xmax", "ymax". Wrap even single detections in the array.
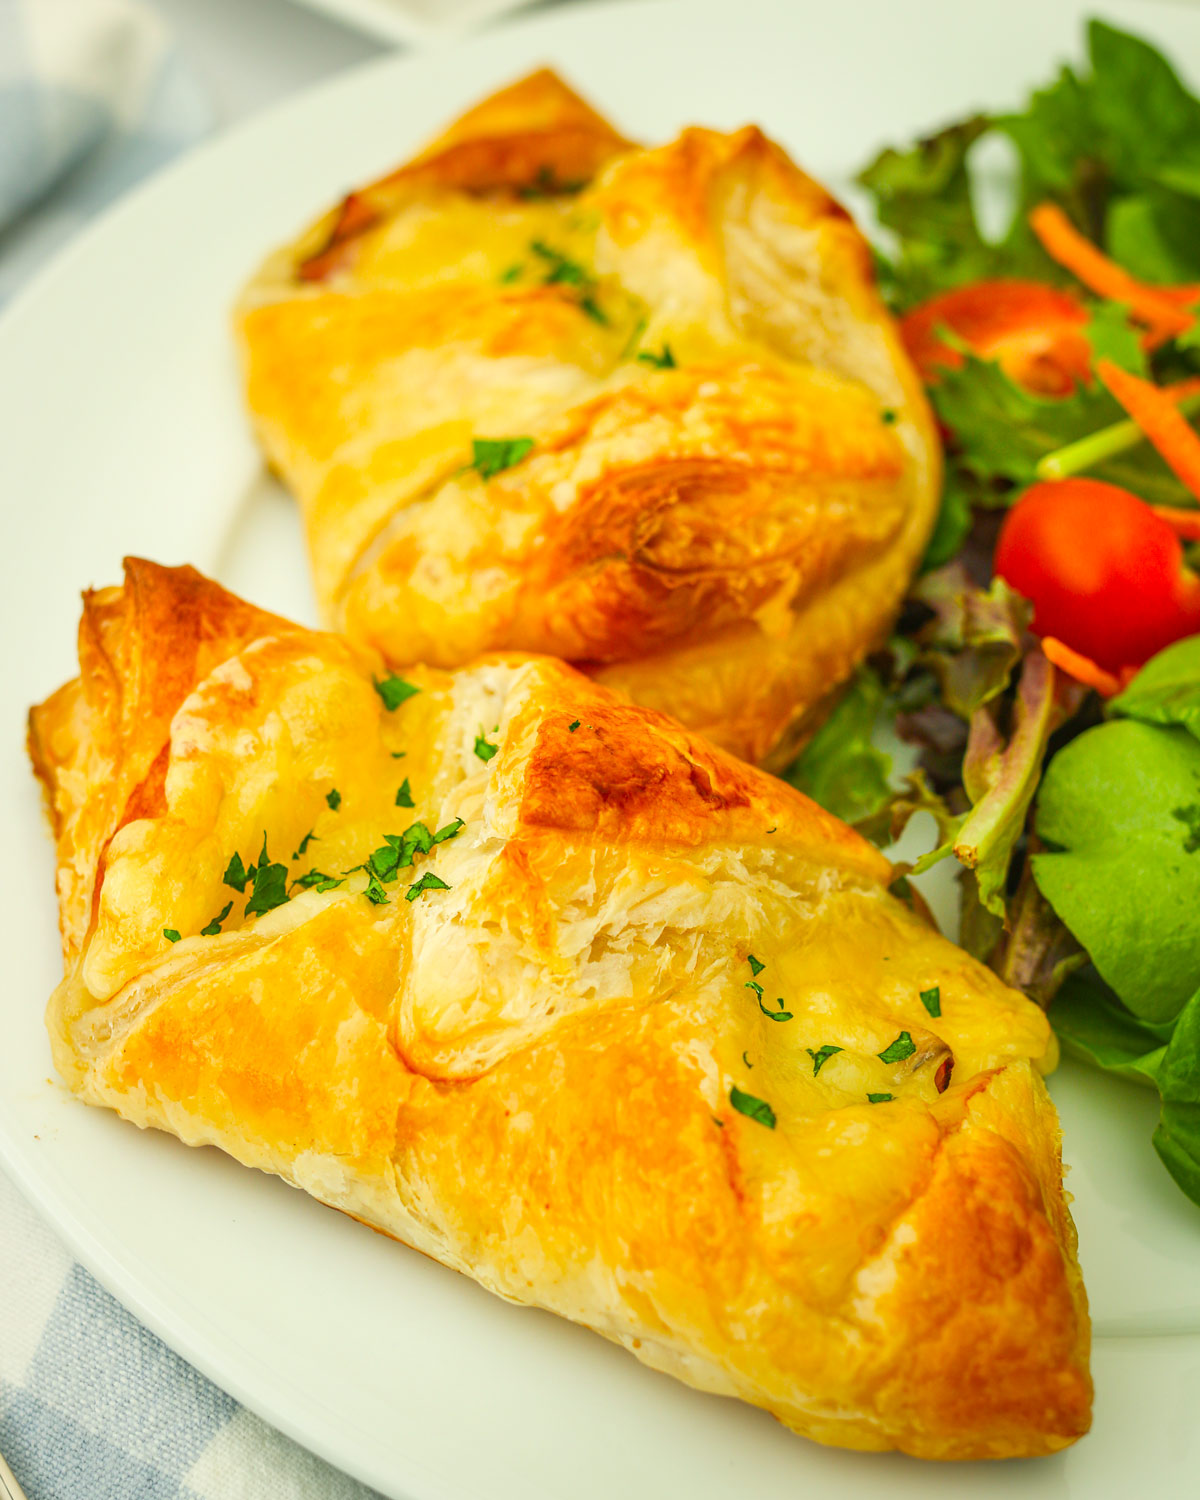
[
  {"xmin": 1029, "ymin": 203, "xmax": 1198, "ymax": 342},
  {"xmin": 1097, "ymin": 360, "xmax": 1200, "ymax": 501},
  {"xmin": 1152, "ymin": 505, "xmax": 1200, "ymax": 541},
  {"xmin": 1040, "ymin": 637, "xmax": 1127, "ymax": 697}
]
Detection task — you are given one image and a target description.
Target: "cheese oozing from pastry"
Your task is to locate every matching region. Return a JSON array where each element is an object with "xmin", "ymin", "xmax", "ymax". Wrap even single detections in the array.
[
  {"xmin": 29, "ymin": 560, "xmax": 1090, "ymax": 1461},
  {"xmin": 237, "ymin": 71, "xmax": 941, "ymax": 766}
]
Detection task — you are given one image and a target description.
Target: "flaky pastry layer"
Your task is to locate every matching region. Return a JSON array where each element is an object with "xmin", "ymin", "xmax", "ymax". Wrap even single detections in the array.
[
  {"xmin": 237, "ymin": 71, "xmax": 941, "ymax": 765},
  {"xmin": 29, "ymin": 561, "xmax": 1090, "ymax": 1460}
]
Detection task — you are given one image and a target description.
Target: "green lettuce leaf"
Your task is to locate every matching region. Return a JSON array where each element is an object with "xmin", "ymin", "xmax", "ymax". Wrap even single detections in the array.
[
  {"xmin": 784, "ymin": 669, "xmax": 892, "ymax": 827},
  {"xmin": 1153, "ymin": 988, "xmax": 1200, "ymax": 1205},
  {"xmin": 1033, "ymin": 719, "xmax": 1200, "ymax": 1025},
  {"xmin": 1110, "ymin": 635, "xmax": 1200, "ymax": 739}
]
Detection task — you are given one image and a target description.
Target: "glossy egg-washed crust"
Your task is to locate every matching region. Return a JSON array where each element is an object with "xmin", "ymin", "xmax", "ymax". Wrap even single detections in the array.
[
  {"xmin": 237, "ymin": 71, "xmax": 941, "ymax": 767},
  {"xmin": 29, "ymin": 562, "xmax": 1089, "ymax": 1460}
]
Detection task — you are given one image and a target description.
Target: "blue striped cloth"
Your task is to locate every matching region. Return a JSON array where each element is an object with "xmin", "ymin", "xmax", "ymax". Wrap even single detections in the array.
[{"xmin": 0, "ymin": 2, "xmax": 380, "ymax": 1494}]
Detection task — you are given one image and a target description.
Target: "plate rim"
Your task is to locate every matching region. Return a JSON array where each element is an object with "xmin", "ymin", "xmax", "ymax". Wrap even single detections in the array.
[{"xmin": 6, "ymin": 1, "xmax": 1200, "ymax": 1494}]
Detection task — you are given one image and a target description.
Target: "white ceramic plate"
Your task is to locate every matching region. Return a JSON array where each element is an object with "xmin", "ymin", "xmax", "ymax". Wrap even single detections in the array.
[
  {"xmin": 282, "ymin": 0, "xmax": 543, "ymax": 47},
  {"xmin": 4, "ymin": 1, "xmax": 1200, "ymax": 1495}
]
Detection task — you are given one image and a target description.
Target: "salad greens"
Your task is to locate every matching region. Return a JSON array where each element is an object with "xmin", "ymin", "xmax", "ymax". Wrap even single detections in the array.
[{"xmin": 787, "ymin": 17, "xmax": 1200, "ymax": 1209}]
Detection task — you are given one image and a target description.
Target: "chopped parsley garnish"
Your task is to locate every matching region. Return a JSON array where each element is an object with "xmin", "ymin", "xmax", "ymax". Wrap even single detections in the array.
[
  {"xmin": 920, "ymin": 986, "xmax": 942, "ymax": 1018},
  {"xmin": 579, "ymin": 295, "xmax": 608, "ymax": 325},
  {"xmin": 391, "ymin": 750, "xmax": 407, "ymax": 759},
  {"xmin": 498, "ymin": 263, "xmax": 524, "ymax": 283},
  {"xmin": 881, "ymin": 408, "xmax": 898, "ymax": 424},
  {"xmin": 528, "ymin": 241, "xmax": 607, "ymax": 323},
  {"xmin": 373, "ymin": 674, "xmax": 420, "ymax": 711},
  {"xmin": 395, "ymin": 778, "xmax": 415, "ymax": 808},
  {"xmin": 568, "ymin": 720, "xmax": 581, "ymax": 732},
  {"xmin": 326, "ymin": 788, "xmax": 342, "ymax": 811},
  {"xmin": 293, "ymin": 830, "xmax": 318, "ymax": 858},
  {"xmin": 747, "ymin": 955, "xmax": 765, "ymax": 977},
  {"xmin": 878, "ymin": 1031, "xmax": 917, "ymax": 1064},
  {"xmin": 244, "ymin": 835, "xmax": 291, "ymax": 918},
  {"xmin": 530, "ymin": 240, "xmax": 589, "ymax": 286},
  {"xmin": 807, "ymin": 1045, "xmax": 842, "ymax": 1076},
  {"xmin": 407, "ymin": 871, "xmax": 451, "ymax": 902},
  {"xmin": 293, "ymin": 870, "xmax": 344, "ymax": 893},
  {"xmin": 163, "ymin": 928, "xmax": 182, "ymax": 944},
  {"xmin": 867, "ymin": 1093, "xmax": 894, "ymax": 1104},
  {"xmin": 757, "ymin": 997, "xmax": 793, "ymax": 1022},
  {"xmin": 637, "ymin": 344, "xmax": 676, "ymax": 369},
  {"xmin": 345, "ymin": 819, "xmax": 463, "ymax": 907},
  {"xmin": 517, "ymin": 166, "xmax": 587, "ymax": 200},
  {"xmin": 474, "ymin": 730, "xmax": 500, "ymax": 763},
  {"xmin": 471, "ymin": 437, "xmax": 533, "ymax": 480},
  {"xmin": 730, "ymin": 1085, "xmax": 776, "ymax": 1129},
  {"xmin": 742, "ymin": 1051, "xmax": 753, "ymax": 1069},
  {"xmin": 745, "ymin": 980, "xmax": 763, "ymax": 999},
  {"xmin": 223, "ymin": 851, "xmax": 248, "ymax": 893},
  {"xmin": 200, "ymin": 902, "xmax": 233, "ymax": 937}
]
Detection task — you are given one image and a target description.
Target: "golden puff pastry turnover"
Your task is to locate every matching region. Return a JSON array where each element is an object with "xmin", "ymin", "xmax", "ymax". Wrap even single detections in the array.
[
  {"xmin": 29, "ymin": 560, "xmax": 1089, "ymax": 1461},
  {"xmin": 237, "ymin": 71, "xmax": 941, "ymax": 768}
]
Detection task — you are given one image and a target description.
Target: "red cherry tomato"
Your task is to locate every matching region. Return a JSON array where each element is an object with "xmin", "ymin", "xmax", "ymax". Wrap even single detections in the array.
[
  {"xmin": 902, "ymin": 280, "xmax": 1092, "ymax": 397},
  {"xmin": 994, "ymin": 479, "xmax": 1200, "ymax": 673}
]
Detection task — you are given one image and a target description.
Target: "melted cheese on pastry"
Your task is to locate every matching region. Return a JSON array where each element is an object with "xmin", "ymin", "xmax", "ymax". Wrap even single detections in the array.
[
  {"xmin": 238, "ymin": 71, "xmax": 941, "ymax": 766},
  {"xmin": 29, "ymin": 561, "xmax": 1090, "ymax": 1460}
]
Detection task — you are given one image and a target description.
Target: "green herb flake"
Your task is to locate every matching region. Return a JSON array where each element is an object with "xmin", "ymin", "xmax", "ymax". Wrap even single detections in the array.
[
  {"xmin": 745, "ymin": 980, "xmax": 764, "ymax": 999},
  {"xmin": 530, "ymin": 239, "xmax": 589, "ymax": 286},
  {"xmin": 742, "ymin": 1051, "xmax": 753, "ymax": 1069},
  {"xmin": 568, "ymin": 720, "xmax": 581, "ymax": 732},
  {"xmin": 474, "ymin": 730, "xmax": 500, "ymax": 763},
  {"xmin": 747, "ymin": 955, "xmax": 765, "ymax": 977},
  {"xmin": 391, "ymin": 750, "xmax": 407, "ymax": 760},
  {"xmin": 807, "ymin": 1045, "xmax": 843, "ymax": 1076},
  {"xmin": 406, "ymin": 872, "xmax": 451, "ymax": 902},
  {"xmin": 881, "ymin": 407, "xmax": 898, "ymax": 424},
  {"xmin": 223, "ymin": 851, "xmax": 248, "ymax": 893},
  {"xmin": 294, "ymin": 870, "xmax": 344, "ymax": 893},
  {"xmin": 163, "ymin": 928, "xmax": 182, "ymax": 944},
  {"xmin": 579, "ymin": 294, "xmax": 608, "ymax": 325},
  {"xmin": 200, "ymin": 901, "xmax": 233, "ymax": 937},
  {"xmin": 373, "ymin": 674, "xmax": 421, "ymax": 712},
  {"xmin": 471, "ymin": 437, "xmax": 534, "ymax": 480},
  {"xmin": 431, "ymin": 818, "xmax": 465, "ymax": 845},
  {"xmin": 878, "ymin": 1031, "xmax": 917, "ymax": 1064},
  {"xmin": 293, "ymin": 830, "xmax": 318, "ymax": 859},
  {"xmin": 326, "ymin": 788, "xmax": 342, "ymax": 811},
  {"xmin": 244, "ymin": 835, "xmax": 291, "ymax": 919},
  {"xmin": 498, "ymin": 263, "xmax": 524, "ymax": 283},
  {"xmin": 636, "ymin": 344, "xmax": 676, "ymax": 369},
  {"xmin": 363, "ymin": 872, "xmax": 390, "ymax": 906},
  {"xmin": 729, "ymin": 1085, "xmax": 776, "ymax": 1130},
  {"xmin": 867, "ymin": 1093, "xmax": 894, "ymax": 1104},
  {"xmin": 920, "ymin": 986, "xmax": 942, "ymax": 1018},
  {"xmin": 395, "ymin": 778, "xmax": 415, "ymax": 809},
  {"xmin": 758, "ymin": 997, "xmax": 794, "ymax": 1023}
]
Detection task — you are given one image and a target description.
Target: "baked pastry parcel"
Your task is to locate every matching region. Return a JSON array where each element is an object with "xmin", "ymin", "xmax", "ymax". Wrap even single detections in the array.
[
  {"xmin": 29, "ymin": 560, "xmax": 1090, "ymax": 1460},
  {"xmin": 237, "ymin": 71, "xmax": 940, "ymax": 767}
]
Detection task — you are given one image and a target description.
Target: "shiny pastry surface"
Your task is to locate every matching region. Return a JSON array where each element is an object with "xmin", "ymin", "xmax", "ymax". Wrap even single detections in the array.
[
  {"xmin": 238, "ymin": 71, "xmax": 941, "ymax": 766},
  {"xmin": 29, "ymin": 560, "xmax": 1089, "ymax": 1461}
]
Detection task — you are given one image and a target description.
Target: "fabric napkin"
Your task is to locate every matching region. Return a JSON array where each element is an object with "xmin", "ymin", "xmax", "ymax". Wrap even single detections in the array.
[
  {"xmin": 0, "ymin": 2, "xmax": 380, "ymax": 1495},
  {"xmin": 0, "ymin": 0, "xmax": 210, "ymax": 303}
]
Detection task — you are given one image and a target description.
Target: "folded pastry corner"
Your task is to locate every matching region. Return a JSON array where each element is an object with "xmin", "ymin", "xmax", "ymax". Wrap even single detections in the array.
[
  {"xmin": 29, "ymin": 560, "xmax": 1090, "ymax": 1461},
  {"xmin": 237, "ymin": 71, "xmax": 941, "ymax": 768}
]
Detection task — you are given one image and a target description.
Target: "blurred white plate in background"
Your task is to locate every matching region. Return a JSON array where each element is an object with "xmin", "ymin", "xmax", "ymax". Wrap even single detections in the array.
[{"xmin": 3, "ymin": 1, "xmax": 1200, "ymax": 1496}]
